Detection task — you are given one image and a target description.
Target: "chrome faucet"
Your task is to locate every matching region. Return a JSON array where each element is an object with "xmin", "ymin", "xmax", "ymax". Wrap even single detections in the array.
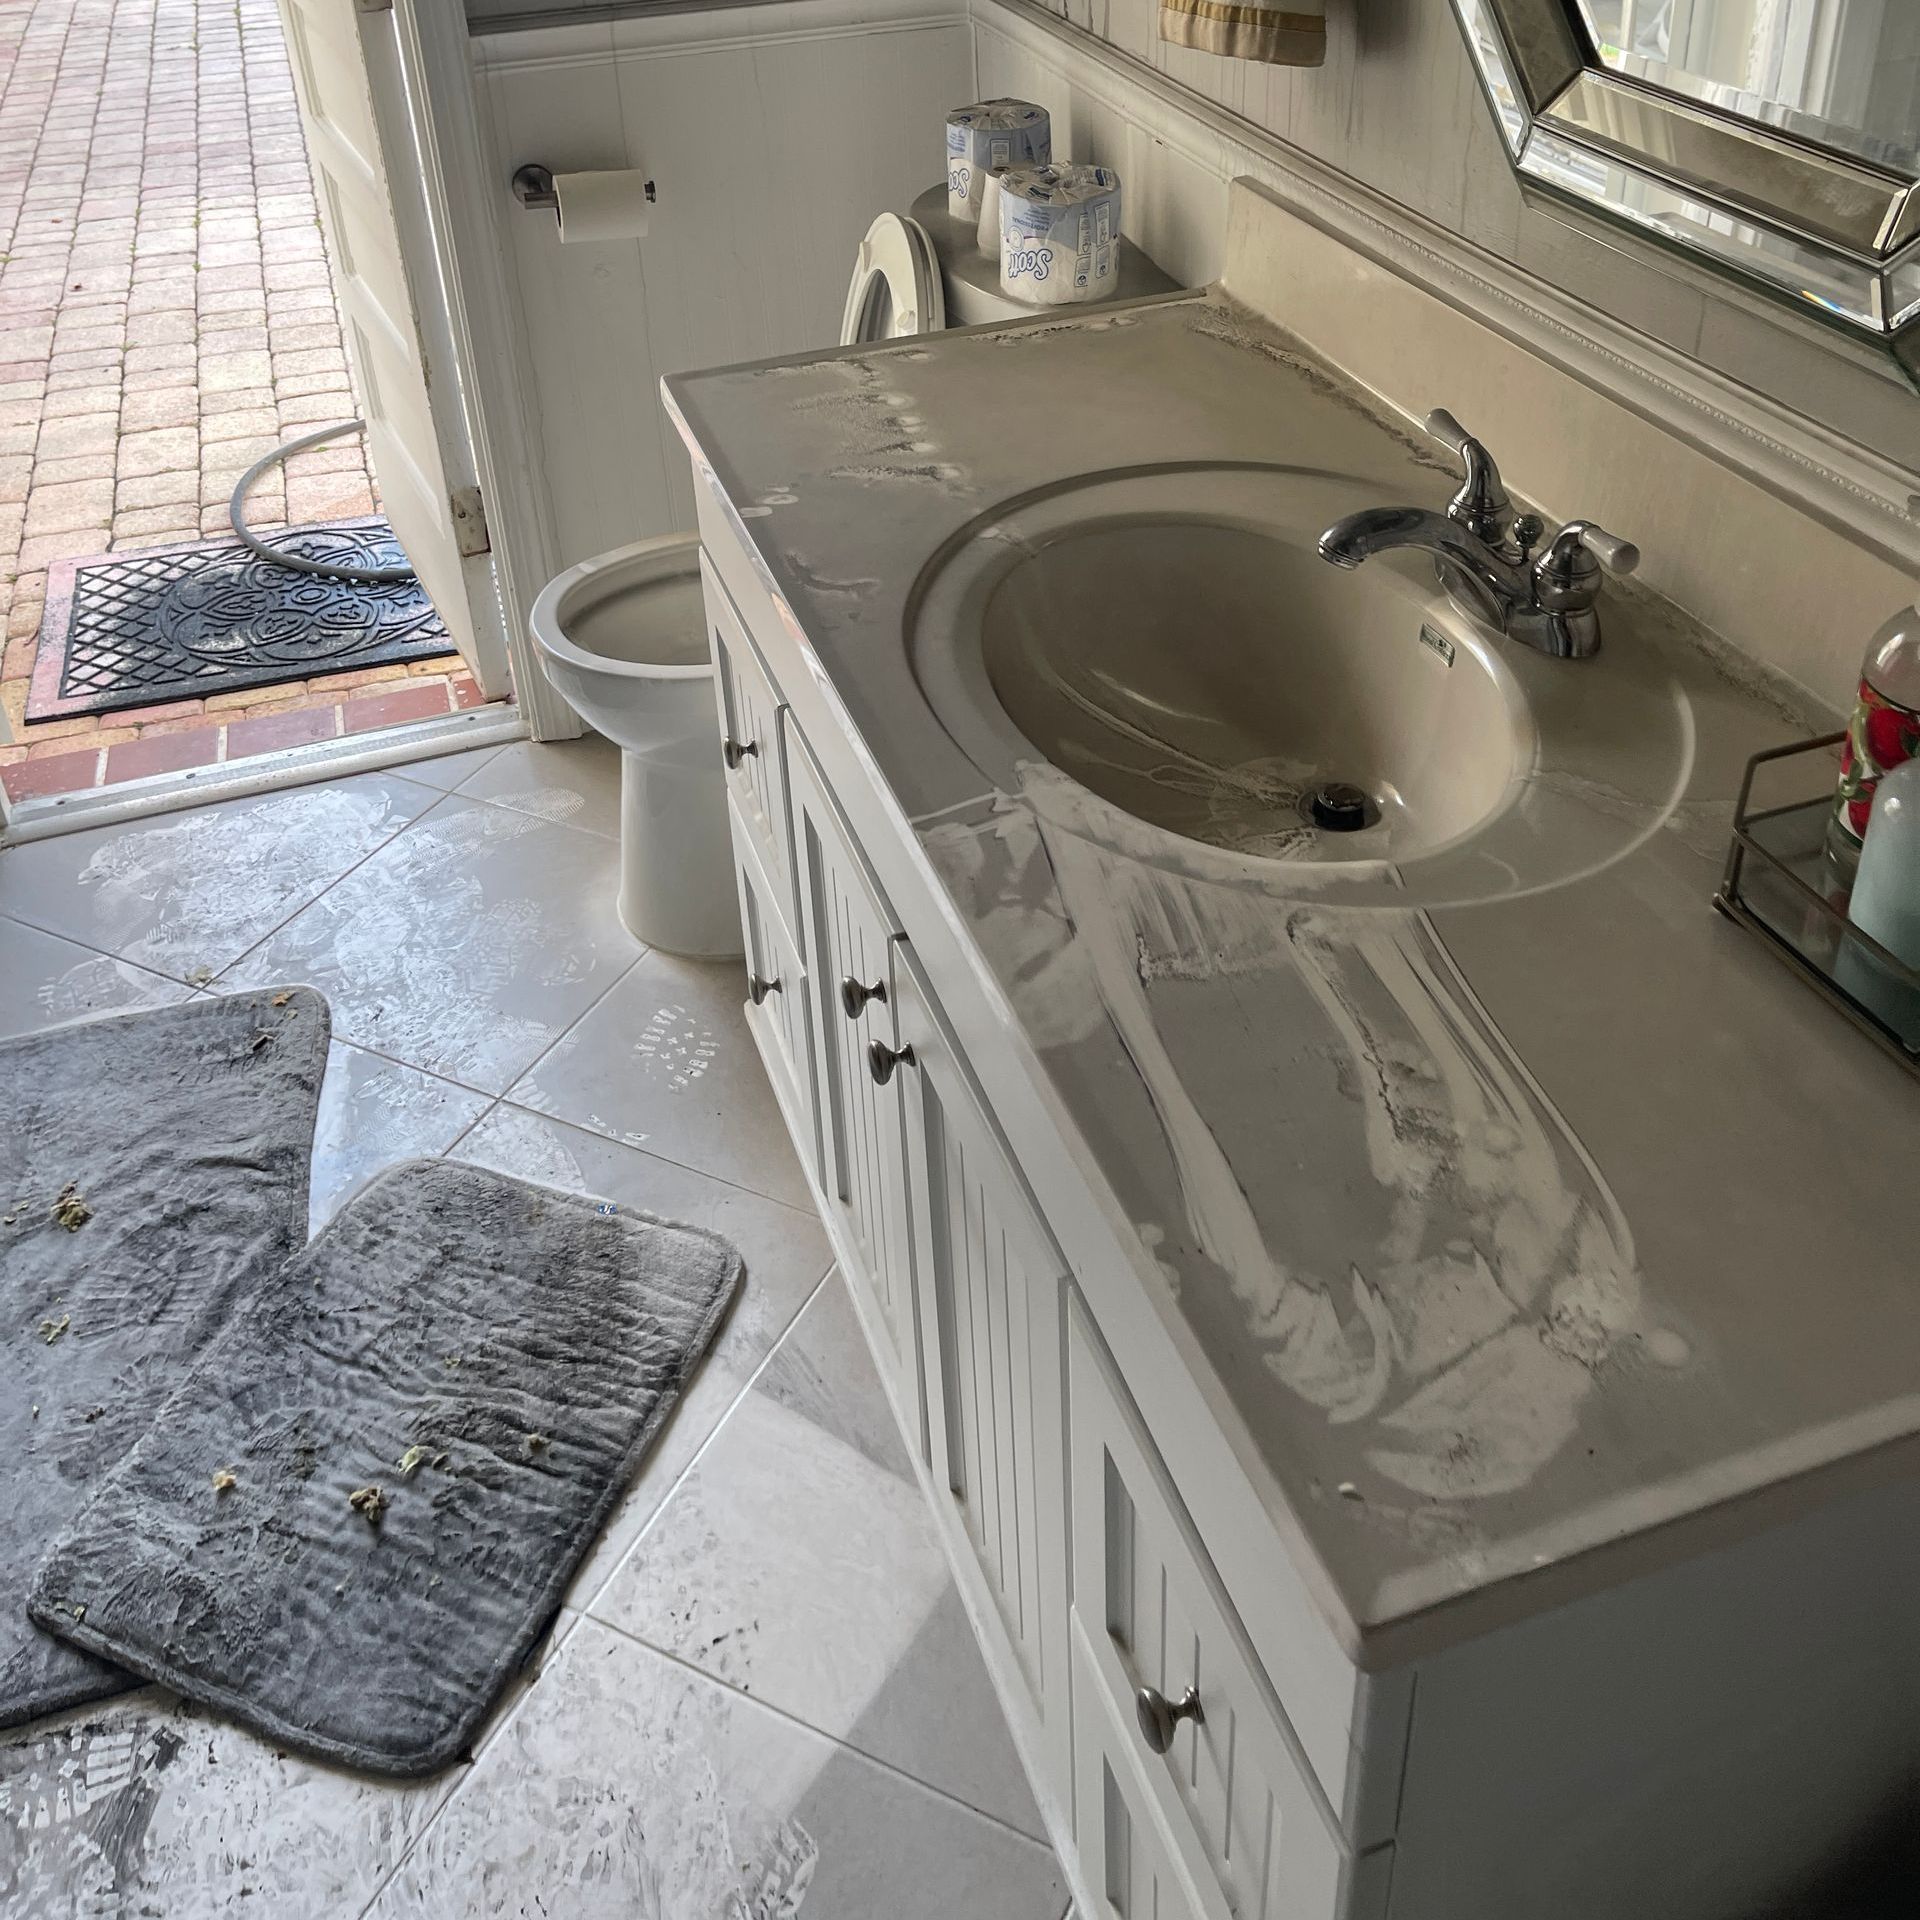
[{"xmin": 1317, "ymin": 409, "xmax": 1639, "ymax": 660}]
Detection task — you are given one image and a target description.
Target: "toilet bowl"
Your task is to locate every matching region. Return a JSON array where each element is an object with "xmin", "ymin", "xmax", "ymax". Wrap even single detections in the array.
[{"xmin": 529, "ymin": 534, "xmax": 741, "ymax": 959}]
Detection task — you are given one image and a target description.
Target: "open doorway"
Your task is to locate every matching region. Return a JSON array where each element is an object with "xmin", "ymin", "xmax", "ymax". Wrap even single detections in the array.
[{"xmin": 0, "ymin": 0, "xmax": 516, "ymax": 814}]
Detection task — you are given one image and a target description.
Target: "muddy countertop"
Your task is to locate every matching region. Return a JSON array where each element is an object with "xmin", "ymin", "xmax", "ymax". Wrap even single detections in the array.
[{"xmin": 665, "ymin": 290, "xmax": 1920, "ymax": 1662}]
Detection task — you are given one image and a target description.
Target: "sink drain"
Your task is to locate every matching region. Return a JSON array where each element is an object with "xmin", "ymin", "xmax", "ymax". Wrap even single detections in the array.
[{"xmin": 1304, "ymin": 782, "xmax": 1378, "ymax": 833}]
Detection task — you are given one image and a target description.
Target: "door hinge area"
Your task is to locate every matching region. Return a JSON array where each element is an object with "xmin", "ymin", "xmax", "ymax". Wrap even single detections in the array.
[{"xmin": 450, "ymin": 486, "xmax": 491, "ymax": 559}]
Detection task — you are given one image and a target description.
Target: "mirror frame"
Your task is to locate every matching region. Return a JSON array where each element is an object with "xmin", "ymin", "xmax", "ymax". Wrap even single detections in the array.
[{"xmin": 1449, "ymin": 0, "xmax": 1920, "ymax": 371}]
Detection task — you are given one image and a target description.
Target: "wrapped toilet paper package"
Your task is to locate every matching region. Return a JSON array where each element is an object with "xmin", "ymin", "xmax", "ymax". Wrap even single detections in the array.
[
  {"xmin": 975, "ymin": 169, "xmax": 1007, "ymax": 257},
  {"xmin": 999, "ymin": 164, "xmax": 1122, "ymax": 307},
  {"xmin": 946, "ymin": 100, "xmax": 1050, "ymax": 221}
]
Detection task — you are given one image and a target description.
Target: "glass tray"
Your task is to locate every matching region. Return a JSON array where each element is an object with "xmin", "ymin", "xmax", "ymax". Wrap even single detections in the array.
[{"xmin": 1715, "ymin": 732, "xmax": 1920, "ymax": 1075}]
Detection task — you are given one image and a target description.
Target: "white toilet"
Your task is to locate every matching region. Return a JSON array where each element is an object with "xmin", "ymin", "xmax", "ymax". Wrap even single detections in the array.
[{"xmin": 529, "ymin": 533, "xmax": 742, "ymax": 959}]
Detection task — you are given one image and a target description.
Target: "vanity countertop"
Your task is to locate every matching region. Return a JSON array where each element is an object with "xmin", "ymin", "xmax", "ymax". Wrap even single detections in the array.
[{"xmin": 664, "ymin": 287, "xmax": 1919, "ymax": 1663}]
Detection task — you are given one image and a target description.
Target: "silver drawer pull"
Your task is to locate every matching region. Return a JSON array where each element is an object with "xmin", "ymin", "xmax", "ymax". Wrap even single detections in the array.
[
  {"xmin": 748, "ymin": 973, "xmax": 781, "ymax": 1006},
  {"xmin": 1134, "ymin": 1683, "xmax": 1202, "ymax": 1756},
  {"xmin": 867, "ymin": 1039, "xmax": 914, "ymax": 1086},
  {"xmin": 840, "ymin": 975, "xmax": 887, "ymax": 1020},
  {"xmin": 722, "ymin": 736, "xmax": 759, "ymax": 771}
]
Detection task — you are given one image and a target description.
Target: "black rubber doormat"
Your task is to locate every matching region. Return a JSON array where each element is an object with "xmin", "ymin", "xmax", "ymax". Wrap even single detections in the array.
[{"xmin": 28, "ymin": 517, "xmax": 455, "ymax": 721}]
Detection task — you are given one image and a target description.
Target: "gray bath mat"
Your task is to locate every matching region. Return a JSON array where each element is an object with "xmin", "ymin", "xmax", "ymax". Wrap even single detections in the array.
[
  {"xmin": 29, "ymin": 1157, "xmax": 742, "ymax": 1777},
  {"xmin": 0, "ymin": 988, "xmax": 330, "ymax": 1730}
]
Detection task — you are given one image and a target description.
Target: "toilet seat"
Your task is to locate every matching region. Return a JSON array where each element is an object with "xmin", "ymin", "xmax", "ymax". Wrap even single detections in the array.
[{"xmin": 840, "ymin": 213, "xmax": 945, "ymax": 345}]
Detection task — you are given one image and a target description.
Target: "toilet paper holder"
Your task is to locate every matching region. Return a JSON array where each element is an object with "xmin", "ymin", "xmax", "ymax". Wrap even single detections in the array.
[{"xmin": 512, "ymin": 164, "xmax": 657, "ymax": 212}]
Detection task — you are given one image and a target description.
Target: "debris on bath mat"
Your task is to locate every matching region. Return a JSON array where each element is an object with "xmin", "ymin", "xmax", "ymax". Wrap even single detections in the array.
[
  {"xmin": 1337, "ymin": 1481, "xmax": 1363, "ymax": 1501},
  {"xmin": 212, "ymin": 1469, "xmax": 237, "ymax": 1494},
  {"xmin": 51, "ymin": 1183, "xmax": 91, "ymax": 1231},
  {"xmin": 524, "ymin": 1432, "xmax": 548, "ymax": 1455},
  {"xmin": 38, "ymin": 1315, "xmax": 71, "ymax": 1345},
  {"xmin": 187, "ymin": 966, "xmax": 214, "ymax": 986},
  {"xmin": 271, "ymin": 991, "xmax": 294, "ymax": 1007},
  {"xmin": 348, "ymin": 1486, "xmax": 388, "ymax": 1524},
  {"xmin": 397, "ymin": 1444, "xmax": 447, "ymax": 1479}
]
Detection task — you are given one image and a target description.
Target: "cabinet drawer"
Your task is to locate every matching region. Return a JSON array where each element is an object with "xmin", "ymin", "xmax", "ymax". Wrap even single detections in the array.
[
  {"xmin": 1073, "ymin": 1613, "xmax": 1207, "ymax": 1920},
  {"xmin": 703, "ymin": 556, "xmax": 795, "ymax": 942},
  {"xmin": 894, "ymin": 938, "xmax": 1071, "ymax": 1791},
  {"xmin": 729, "ymin": 799, "xmax": 817, "ymax": 1185},
  {"xmin": 785, "ymin": 725, "xmax": 920, "ymax": 1436},
  {"xmin": 1069, "ymin": 1294, "xmax": 1369, "ymax": 1920}
]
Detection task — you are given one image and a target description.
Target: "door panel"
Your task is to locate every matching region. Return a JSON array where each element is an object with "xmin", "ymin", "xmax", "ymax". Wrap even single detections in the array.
[
  {"xmin": 785, "ymin": 731, "xmax": 919, "ymax": 1432},
  {"xmin": 730, "ymin": 797, "xmax": 818, "ymax": 1184},
  {"xmin": 894, "ymin": 941, "xmax": 1071, "ymax": 1797},
  {"xmin": 277, "ymin": 0, "xmax": 499, "ymax": 690},
  {"xmin": 1074, "ymin": 1616, "xmax": 1208, "ymax": 1920}
]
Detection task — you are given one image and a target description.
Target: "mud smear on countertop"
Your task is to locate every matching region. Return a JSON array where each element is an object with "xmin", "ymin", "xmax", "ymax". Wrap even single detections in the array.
[{"xmin": 1182, "ymin": 296, "xmax": 1459, "ymax": 478}]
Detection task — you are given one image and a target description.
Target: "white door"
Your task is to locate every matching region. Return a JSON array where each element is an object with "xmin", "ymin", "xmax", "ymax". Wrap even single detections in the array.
[{"xmin": 276, "ymin": 0, "xmax": 508, "ymax": 697}]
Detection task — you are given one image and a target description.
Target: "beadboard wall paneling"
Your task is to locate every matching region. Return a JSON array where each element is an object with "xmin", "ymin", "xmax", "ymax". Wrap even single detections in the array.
[
  {"xmin": 473, "ymin": 3, "xmax": 971, "ymax": 565},
  {"xmin": 972, "ymin": 0, "xmax": 1920, "ymax": 484}
]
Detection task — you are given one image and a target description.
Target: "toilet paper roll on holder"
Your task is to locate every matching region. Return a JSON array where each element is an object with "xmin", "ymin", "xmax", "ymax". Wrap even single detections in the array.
[{"xmin": 511, "ymin": 164, "xmax": 657, "ymax": 212}]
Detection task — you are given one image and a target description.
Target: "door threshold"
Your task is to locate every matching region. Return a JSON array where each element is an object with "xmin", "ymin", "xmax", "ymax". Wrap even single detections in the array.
[{"xmin": 2, "ymin": 705, "xmax": 529, "ymax": 846}]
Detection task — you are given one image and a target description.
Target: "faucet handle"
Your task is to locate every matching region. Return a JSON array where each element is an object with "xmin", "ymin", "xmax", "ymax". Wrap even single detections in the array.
[
  {"xmin": 1424, "ymin": 408, "xmax": 1478, "ymax": 456},
  {"xmin": 1423, "ymin": 409, "xmax": 1512, "ymax": 549},
  {"xmin": 1541, "ymin": 520, "xmax": 1640, "ymax": 583}
]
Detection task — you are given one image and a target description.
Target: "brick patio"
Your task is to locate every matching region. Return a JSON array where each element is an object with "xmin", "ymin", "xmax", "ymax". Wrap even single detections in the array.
[{"xmin": 0, "ymin": 0, "xmax": 484, "ymax": 806}]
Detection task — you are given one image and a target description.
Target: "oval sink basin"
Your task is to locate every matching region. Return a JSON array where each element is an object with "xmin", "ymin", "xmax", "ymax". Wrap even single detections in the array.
[
  {"xmin": 976, "ymin": 515, "xmax": 1525, "ymax": 865},
  {"xmin": 908, "ymin": 464, "xmax": 1695, "ymax": 907}
]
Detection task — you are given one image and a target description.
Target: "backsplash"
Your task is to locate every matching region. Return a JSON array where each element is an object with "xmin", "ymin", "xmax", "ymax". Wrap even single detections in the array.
[
  {"xmin": 974, "ymin": 0, "xmax": 1920, "ymax": 709},
  {"xmin": 974, "ymin": 0, "xmax": 1920, "ymax": 488}
]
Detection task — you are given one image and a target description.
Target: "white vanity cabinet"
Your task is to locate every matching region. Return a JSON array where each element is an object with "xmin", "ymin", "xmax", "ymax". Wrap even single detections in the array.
[
  {"xmin": 697, "ymin": 547, "xmax": 1391, "ymax": 1920},
  {"xmin": 784, "ymin": 727, "xmax": 925, "ymax": 1448},
  {"xmin": 891, "ymin": 942, "xmax": 1074, "ymax": 1791},
  {"xmin": 1068, "ymin": 1297, "xmax": 1388, "ymax": 1920}
]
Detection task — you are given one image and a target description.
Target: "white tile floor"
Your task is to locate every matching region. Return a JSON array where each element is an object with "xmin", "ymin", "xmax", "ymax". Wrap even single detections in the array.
[{"xmin": 0, "ymin": 736, "xmax": 1069, "ymax": 1919}]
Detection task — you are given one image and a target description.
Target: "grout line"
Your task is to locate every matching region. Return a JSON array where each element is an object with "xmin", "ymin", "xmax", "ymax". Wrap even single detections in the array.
[
  {"xmin": 567, "ymin": 1263, "xmax": 837, "ymax": 1621},
  {"xmin": 353, "ymin": 1269, "xmax": 835, "ymax": 1918},
  {"xmin": 587, "ymin": 1612, "xmax": 1061, "ymax": 1856},
  {"xmin": 205, "ymin": 782, "xmax": 470, "ymax": 986},
  {"xmin": 487, "ymin": 938, "xmax": 652, "ymax": 1100},
  {"xmin": 479, "ymin": 1096, "xmax": 826, "ymax": 1222},
  {"xmin": 0, "ymin": 906, "xmax": 192, "ymax": 988},
  {"xmin": 437, "ymin": 1093, "xmax": 506, "ymax": 1159},
  {"xmin": 323, "ymin": 1033, "xmax": 501, "ymax": 1103}
]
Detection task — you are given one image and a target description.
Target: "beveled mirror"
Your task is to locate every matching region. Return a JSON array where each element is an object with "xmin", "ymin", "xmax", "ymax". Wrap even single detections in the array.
[{"xmin": 1450, "ymin": 0, "xmax": 1920, "ymax": 372}]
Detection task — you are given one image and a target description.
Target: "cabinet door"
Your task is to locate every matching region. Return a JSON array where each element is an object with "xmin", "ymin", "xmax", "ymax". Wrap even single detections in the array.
[
  {"xmin": 704, "ymin": 557, "xmax": 796, "ymax": 938},
  {"xmin": 1068, "ymin": 1296, "xmax": 1365, "ymax": 1920},
  {"xmin": 1073, "ymin": 1614, "xmax": 1209, "ymax": 1920},
  {"xmin": 729, "ymin": 799, "xmax": 818, "ymax": 1185},
  {"xmin": 893, "ymin": 942, "xmax": 1072, "ymax": 1794},
  {"xmin": 785, "ymin": 729, "xmax": 920, "ymax": 1435}
]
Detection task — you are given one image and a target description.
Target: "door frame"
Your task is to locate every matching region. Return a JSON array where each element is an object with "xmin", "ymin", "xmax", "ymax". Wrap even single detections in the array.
[
  {"xmin": 0, "ymin": 7, "xmax": 568, "ymax": 848},
  {"xmin": 372, "ymin": 0, "xmax": 580, "ymax": 742}
]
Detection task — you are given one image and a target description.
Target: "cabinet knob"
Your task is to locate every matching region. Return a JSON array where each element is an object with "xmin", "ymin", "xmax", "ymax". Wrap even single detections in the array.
[
  {"xmin": 840, "ymin": 975, "xmax": 887, "ymax": 1020},
  {"xmin": 867, "ymin": 1038, "xmax": 914, "ymax": 1086},
  {"xmin": 722, "ymin": 736, "xmax": 759, "ymax": 771},
  {"xmin": 1134, "ymin": 1683, "xmax": 1202, "ymax": 1757},
  {"xmin": 748, "ymin": 972, "xmax": 781, "ymax": 1006}
]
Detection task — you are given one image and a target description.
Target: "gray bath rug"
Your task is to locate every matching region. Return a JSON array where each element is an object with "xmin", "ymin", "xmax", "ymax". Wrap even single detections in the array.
[
  {"xmin": 29, "ymin": 1157, "xmax": 743, "ymax": 1777},
  {"xmin": 0, "ymin": 988, "xmax": 331, "ymax": 1731}
]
